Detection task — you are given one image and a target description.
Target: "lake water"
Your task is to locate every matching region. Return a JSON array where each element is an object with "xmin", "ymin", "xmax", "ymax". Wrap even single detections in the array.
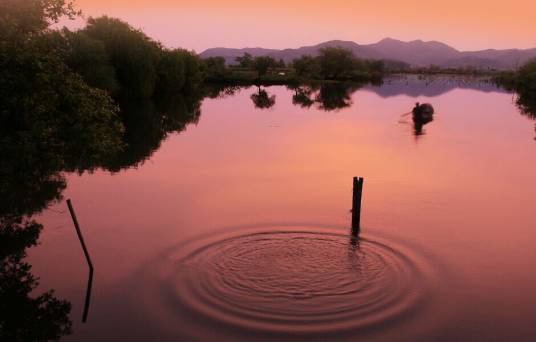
[{"xmin": 26, "ymin": 76, "xmax": 536, "ymax": 340}]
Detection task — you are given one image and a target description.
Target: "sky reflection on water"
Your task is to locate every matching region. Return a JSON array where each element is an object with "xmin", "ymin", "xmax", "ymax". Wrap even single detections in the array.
[{"xmin": 21, "ymin": 76, "xmax": 536, "ymax": 340}]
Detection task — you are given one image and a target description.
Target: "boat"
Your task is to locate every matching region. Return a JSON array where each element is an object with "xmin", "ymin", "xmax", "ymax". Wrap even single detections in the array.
[{"xmin": 412, "ymin": 102, "xmax": 434, "ymax": 121}]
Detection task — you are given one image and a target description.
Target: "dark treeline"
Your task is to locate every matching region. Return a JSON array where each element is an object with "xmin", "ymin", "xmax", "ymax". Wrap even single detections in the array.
[
  {"xmin": 0, "ymin": 2, "xmax": 209, "ymax": 339},
  {"xmin": 0, "ymin": 0, "xmax": 210, "ymax": 176},
  {"xmin": 207, "ymin": 48, "xmax": 386, "ymax": 84},
  {"xmin": 495, "ymin": 59, "xmax": 536, "ymax": 139},
  {"xmin": 292, "ymin": 48, "xmax": 385, "ymax": 82},
  {"xmin": 0, "ymin": 216, "xmax": 72, "ymax": 341},
  {"xmin": 64, "ymin": 16, "xmax": 204, "ymax": 100},
  {"xmin": 398, "ymin": 65, "xmax": 502, "ymax": 76},
  {"xmin": 207, "ymin": 51, "xmax": 504, "ymax": 85},
  {"xmin": 495, "ymin": 59, "xmax": 536, "ymax": 116},
  {"xmin": 0, "ymin": 0, "xmax": 214, "ymax": 222}
]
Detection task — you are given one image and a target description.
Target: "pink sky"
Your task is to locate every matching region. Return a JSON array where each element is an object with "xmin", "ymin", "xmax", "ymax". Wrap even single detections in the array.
[{"xmin": 66, "ymin": 0, "xmax": 536, "ymax": 53}]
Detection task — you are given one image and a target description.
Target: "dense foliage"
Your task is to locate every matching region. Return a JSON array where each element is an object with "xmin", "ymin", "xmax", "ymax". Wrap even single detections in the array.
[
  {"xmin": 0, "ymin": 2, "xmax": 124, "ymax": 170},
  {"xmin": 64, "ymin": 16, "xmax": 205, "ymax": 100},
  {"xmin": 516, "ymin": 59, "xmax": 536, "ymax": 108},
  {"xmin": 493, "ymin": 59, "xmax": 536, "ymax": 140},
  {"xmin": 0, "ymin": 217, "xmax": 72, "ymax": 341},
  {"xmin": 252, "ymin": 56, "xmax": 278, "ymax": 78},
  {"xmin": 0, "ymin": 0, "xmax": 125, "ymax": 226},
  {"xmin": 0, "ymin": 3, "xmax": 210, "ymax": 337},
  {"xmin": 292, "ymin": 47, "xmax": 385, "ymax": 81},
  {"xmin": 235, "ymin": 53, "xmax": 254, "ymax": 68},
  {"xmin": 0, "ymin": 2, "xmax": 90, "ymax": 339},
  {"xmin": 1, "ymin": 0, "xmax": 209, "ymax": 177},
  {"xmin": 63, "ymin": 29, "xmax": 120, "ymax": 95},
  {"xmin": 250, "ymin": 87, "xmax": 276, "ymax": 109},
  {"xmin": 288, "ymin": 83, "xmax": 362, "ymax": 111},
  {"xmin": 496, "ymin": 59, "xmax": 536, "ymax": 117},
  {"xmin": 210, "ymin": 47, "xmax": 385, "ymax": 84}
]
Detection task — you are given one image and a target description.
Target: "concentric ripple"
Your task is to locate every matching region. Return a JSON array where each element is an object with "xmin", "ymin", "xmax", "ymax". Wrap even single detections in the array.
[{"xmin": 160, "ymin": 226, "xmax": 430, "ymax": 334}]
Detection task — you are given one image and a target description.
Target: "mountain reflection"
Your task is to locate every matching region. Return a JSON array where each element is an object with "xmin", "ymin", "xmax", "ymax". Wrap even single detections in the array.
[{"xmin": 365, "ymin": 75, "xmax": 509, "ymax": 98}]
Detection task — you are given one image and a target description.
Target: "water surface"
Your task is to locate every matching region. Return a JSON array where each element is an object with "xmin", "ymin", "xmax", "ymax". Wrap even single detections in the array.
[{"xmin": 24, "ymin": 76, "xmax": 536, "ymax": 340}]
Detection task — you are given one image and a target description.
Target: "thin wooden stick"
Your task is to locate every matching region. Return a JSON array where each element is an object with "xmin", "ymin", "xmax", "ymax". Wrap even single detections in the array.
[
  {"xmin": 66, "ymin": 199, "xmax": 94, "ymax": 272},
  {"xmin": 82, "ymin": 268, "xmax": 94, "ymax": 323},
  {"xmin": 66, "ymin": 199, "xmax": 94, "ymax": 323}
]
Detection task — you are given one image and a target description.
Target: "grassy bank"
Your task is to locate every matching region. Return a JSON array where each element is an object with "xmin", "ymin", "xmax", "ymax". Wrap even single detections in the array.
[
  {"xmin": 203, "ymin": 65, "xmax": 505, "ymax": 87},
  {"xmin": 204, "ymin": 67, "xmax": 384, "ymax": 86}
]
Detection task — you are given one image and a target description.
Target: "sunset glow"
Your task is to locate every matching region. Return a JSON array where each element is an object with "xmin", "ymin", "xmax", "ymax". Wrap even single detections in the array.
[
  {"xmin": 70, "ymin": 0, "xmax": 536, "ymax": 52},
  {"xmin": 4, "ymin": 0, "xmax": 536, "ymax": 339}
]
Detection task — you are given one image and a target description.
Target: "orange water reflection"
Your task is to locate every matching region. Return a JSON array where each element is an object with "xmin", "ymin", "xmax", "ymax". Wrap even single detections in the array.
[{"xmin": 31, "ymin": 79, "xmax": 536, "ymax": 340}]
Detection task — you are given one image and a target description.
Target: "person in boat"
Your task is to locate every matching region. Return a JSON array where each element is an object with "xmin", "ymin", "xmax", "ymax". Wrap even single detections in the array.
[
  {"xmin": 412, "ymin": 102, "xmax": 434, "ymax": 136},
  {"xmin": 412, "ymin": 102, "xmax": 434, "ymax": 121}
]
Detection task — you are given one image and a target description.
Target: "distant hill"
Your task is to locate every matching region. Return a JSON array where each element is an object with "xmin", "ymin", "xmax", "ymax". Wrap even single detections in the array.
[{"xmin": 200, "ymin": 38, "xmax": 536, "ymax": 70}]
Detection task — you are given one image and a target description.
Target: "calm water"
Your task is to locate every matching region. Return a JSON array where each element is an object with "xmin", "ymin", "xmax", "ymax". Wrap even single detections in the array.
[{"xmin": 27, "ymin": 76, "xmax": 536, "ymax": 340}]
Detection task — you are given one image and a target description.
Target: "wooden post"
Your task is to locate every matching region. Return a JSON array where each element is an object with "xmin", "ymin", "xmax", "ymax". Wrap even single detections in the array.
[
  {"xmin": 82, "ymin": 268, "xmax": 94, "ymax": 323},
  {"xmin": 66, "ymin": 199, "xmax": 94, "ymax": 323},
  {"xmin": 66, "ymin": 199, "xmax": 94, "ymax": 272},
  {"xmin": 352, "ymin": 177, "xmax": 364, "ymax": 231}
]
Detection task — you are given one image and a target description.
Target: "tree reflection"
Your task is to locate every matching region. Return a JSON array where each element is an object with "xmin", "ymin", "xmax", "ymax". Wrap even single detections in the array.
[
  {"xmin": 516, "ymin": 93, "xmax": 536, "ymax": 140},
  {"xmin": 316, "ymin": 83, "xmax": 355, "ymax": 111},
  {"xmin": 1, "ymin": 2, "xmax": 213, "ymax": 336},
  {"xmin": 102, "ymin": 94, "xmax": 202, "ymax": 172},
  {"xmin": 0, "ymin": 217, "xmax": 72, "ymax": 340},
  {"xmin": 289, "ymin": 83, "xmax": 362, "ymax": 112},
  {"xmin": 204, "ymin": 85, "xmax": 244, "ymax": 99},
  {"xmin": 0, "ymin": 74, "xmax": 207, "ymax": 339},
  {"xmin": 250, "ymin": 86, "xmax": 276, "ymax": 109},
  {"xmin": 291, "ymin": 85, "xmax": 315, "ymax": 108},
  {"xmin": 0, "ymin": 136, "xmax": 73, "ymax": 338},
  {"xmin": 0, "ymin": 169, "xmax": 66, "ymax": 219}
]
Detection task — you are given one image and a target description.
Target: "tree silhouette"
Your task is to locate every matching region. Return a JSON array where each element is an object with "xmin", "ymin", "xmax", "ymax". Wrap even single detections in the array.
[
  {"xmin": 315, "ymin": 83, "xmax": 354, "ymax": 111},
  {"xmin": 292, "ymin": 55, "xmax": 320, "ymax": 79},
  {"xmin": 507, "ymin": 59, "xmax": 536, "ymax": 140},
  {"xmin": 235, "ymin": 53, "xmax": 253, "ymax": 68},
  {"xmin": 318, "ymin": 47, "xmax": 356, "ymax": 80},
  {"xmin": 250, "ymin": 87, "xmax": 276, "ymax": 109},
  {"xmin": 253, "ymin": 56, "xmax": 277, "ymax": 78},
  {"xmin": 288, "ymin": 83, "xmax": 360, "ymax": 112},
  {"xmin": 291, "ymin": 85, "xmax": 315, "ymax": 108},
  {"xmin": 82, "ymin": 16, "xmax": 163, "ymax": 99},
  {"xmin": 0, "ymin": 218, "xmax": 72, "ymax": 341},
  {"xmin": 202, "ymin": 56, "xmax": 229, "ymax": 81}
]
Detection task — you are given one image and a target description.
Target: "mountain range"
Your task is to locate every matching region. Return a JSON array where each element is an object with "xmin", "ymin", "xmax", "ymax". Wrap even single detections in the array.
[{"xmin": 200, "ymin": 38, "xmax": 536, "ymax": 70}]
